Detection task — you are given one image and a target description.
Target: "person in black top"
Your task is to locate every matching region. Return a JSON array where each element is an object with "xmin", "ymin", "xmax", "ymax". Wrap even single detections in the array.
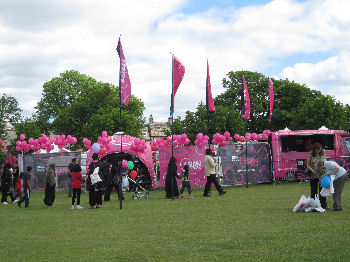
[
  {"xmin": 17, "ymin": 166, "xmax": 32, "ymax": 208},
  {"xmin": 87, "ymin": 153, "xmax": 104, "ymax": 209},
  {"xmin": 165, "ymin": 157, "xmax": 180, "ymax": 199},
  {"xmin": 1, "ymin": 163, "xmax": 15, "ymax": 204},
  {"xmin": 178, "ymin": 164, "xmax": 193, "ymax": 199},
  {"xmin": 67, "ymin": 159, "xmax": 76, "ymax": 197},
  {"xmin": 104, "ymin": 159, "xmax": 124, "ymax": 201}
]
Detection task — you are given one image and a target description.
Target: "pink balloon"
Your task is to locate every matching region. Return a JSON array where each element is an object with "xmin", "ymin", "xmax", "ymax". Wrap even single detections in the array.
[
  {"xmin": 257, "ymin": 134, "xmax": 262, "ymax": 140},
  {"xmin": 234, "ymin": 134, "xmax": 240, "ymax": 140},
  {"xmin": 239, "ymin": 136, "xmax": 245, "ymax": 142},
  {"xmin": 16, "ymin": 141, "xmax": 21, "ymax": 146},
  {"xmin": 212, "ymin": 139, "xmax": 218, "ymax": 145},
  {"xmin": 16, "ymin": 146, "xmax": 21, "ymax": 151},
  {"xmin": 19, "ymin": 134, "xmax": 25, "ymax": 141},
  {"xmin": 134, "ymin": 138, "xmax": 141, "ymax": 145},
  {"xmin": 197, "ymin": 133, "xmax": 204, "ymax": 139},
  {"xmin": 251, "ymin": 133, "xmax": 257, "ymax": 140},
  {"xmin": 203, "ymin": 135, "xmax": 209, "ymax": 141},
  {"xmin": 224, "ymin": 131, "xmax": 230, "ymax": 138},
  {"xmin": 263, "ymin": 134, "xmax": 269, "ymax": 141},
  {"xmin": 213, "ymin": 133, "xmax": 221, "ymax": 140},
  {"xmin": 137, "ymin": 144, "xmax": 143, "ymax": 151},
  {"xmin": 102, "ymin": 131, "xmax": 108, "ymax": 138},
  {"xmin": 201, "ymin": 140, "xmax": 209, "ymax": 146},
  {"xmin": 122, "ymin": 160, "xmax": 128, "ymax": 168},
  {"xmin": 228, "ymin": 137, "xmax": 233, "ymax": 142}
]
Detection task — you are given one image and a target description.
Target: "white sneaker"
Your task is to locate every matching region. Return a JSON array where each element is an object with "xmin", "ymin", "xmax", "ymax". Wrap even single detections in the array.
[
  {"xmin": 70, "ymin": 205, "xmax": 75, "ymax": 210},
  {"xmin": 77, "ymin": 205, "xmax": 84, "ymax": 210},
  {"xmin": 1, "ymin": 202, "xmax": 8, "ymax": 205},
  {"xmin": 13, "ymin": 200, "xmax": 19, "ymax": 203}
]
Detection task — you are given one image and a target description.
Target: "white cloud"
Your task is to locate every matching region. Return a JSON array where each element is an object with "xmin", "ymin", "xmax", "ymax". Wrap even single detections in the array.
[
  {"xmin": 278, "ymin": 51, "xmax": 350, "ymax": 104},
  {"xmin": 1, "ymin": 0, "xmax": 350, "ymax": 124}
]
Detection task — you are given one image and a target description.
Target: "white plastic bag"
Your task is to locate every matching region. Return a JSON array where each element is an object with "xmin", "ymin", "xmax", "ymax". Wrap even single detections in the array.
[
  {"xmin": 320, "ymin": 187, "xmax": 332, "ymax": 197},
  {"xmin": 90, "ymin": 167, "xmax": 102, "ymax": 185},
  {"xmin": 122, "ymin": 176, "xmax": 129, "ymax": 189},
  {"xmin": 330, "ymin": 175, "xmax": 335, "ymax": 194},
  {"xmin": 293, "ymin": 195, "xmax": 308, "ymax": 212}
]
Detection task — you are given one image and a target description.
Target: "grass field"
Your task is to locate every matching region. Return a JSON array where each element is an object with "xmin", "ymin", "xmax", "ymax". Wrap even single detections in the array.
[{"xmin": 1, "ymin": 182, "xmax": 349, "ymax": 262}]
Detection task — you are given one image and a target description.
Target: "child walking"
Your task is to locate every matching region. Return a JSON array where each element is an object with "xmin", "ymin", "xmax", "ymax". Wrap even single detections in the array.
[
  {"xmin": 71, "ymin": 158, "xmax": 83, "ymax": 210},
  {"xmin": 178, "ymin": 164, "xmax": 193, "ymax": 199},
  {"xmin": 12, "ymin": 172, "xmax": 24, "ymax": 203}
]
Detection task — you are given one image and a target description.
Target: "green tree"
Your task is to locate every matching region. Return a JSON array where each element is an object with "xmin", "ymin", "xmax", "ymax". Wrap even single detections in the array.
[
  {"xmin": 218, "ymin": 71, "xmax": 270, "ymax": 133},
  {"xmin": 7, "ymin": 118, "xmax": 42, "ymax": 154},
  {"xmin": 0, "ymin": 93, "xmax": 22, "ymax": 139},
  {"xmin": 169, "ymin": 70, "xmax": 349, "ymax": 141},
  {"xmin": 35, "ymin": 70, "xmax": 145, "ymax": 149}
]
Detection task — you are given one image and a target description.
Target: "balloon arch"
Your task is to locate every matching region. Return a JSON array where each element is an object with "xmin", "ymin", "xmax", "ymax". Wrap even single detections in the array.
[{"xmin": 86, "ymin": 135, "xmax": 156, "ymax": 188}]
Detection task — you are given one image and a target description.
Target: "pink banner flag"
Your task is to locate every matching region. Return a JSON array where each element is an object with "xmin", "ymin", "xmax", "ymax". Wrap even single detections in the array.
[
  {"xmin": 206, "ymin": 59, "xmax": 215, "ymax": 113},
  {"xmin": 170, "ymin": 55, "xmax": 185, "ymax": 114},
  {"xmin": 268, "ymin": 77, "xmax": 274, "ymax": 122},
  {"xmin": 117, "ymin": 38, "xmax": 131, "ymax": 106},
  {"xmin": 241, "ymin": 75, "xmax": 251, "ymax": 119}
]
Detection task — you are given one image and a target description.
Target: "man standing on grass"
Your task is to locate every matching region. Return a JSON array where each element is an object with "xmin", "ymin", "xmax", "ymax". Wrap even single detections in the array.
[{"xmin": 18, "ymin": 166, "xmax": 32, "ymax": 208}]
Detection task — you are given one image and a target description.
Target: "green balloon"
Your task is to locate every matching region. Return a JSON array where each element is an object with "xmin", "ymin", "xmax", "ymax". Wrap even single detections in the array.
[{"xmin": 127, "ymin": 161, "xmax": 134, "ymax": 170}]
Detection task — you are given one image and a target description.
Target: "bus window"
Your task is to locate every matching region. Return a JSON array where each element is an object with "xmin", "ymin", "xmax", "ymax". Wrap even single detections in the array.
[
  {"xmin": 281, "ymin": 134, "xmax": 334, "ymax": 152},
  {"xmin": 345, "ymin": 138, "xmax": 350, "ymax": 152}
]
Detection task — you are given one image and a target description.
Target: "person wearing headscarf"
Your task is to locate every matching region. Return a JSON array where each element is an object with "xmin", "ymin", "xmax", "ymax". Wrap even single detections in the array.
[{"xmin": 165, "ymin": 157, "xmax": 180, "ymax": 199}]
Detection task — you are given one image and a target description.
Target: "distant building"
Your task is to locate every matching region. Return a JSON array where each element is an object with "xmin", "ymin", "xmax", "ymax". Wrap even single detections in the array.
[
  {"xmin": 142, "ymin": 114, "xmax": 171, "ymax": 142},
  {"xmin": 2, "ymin": 122, "xmax": 16, "ymax": 146}
]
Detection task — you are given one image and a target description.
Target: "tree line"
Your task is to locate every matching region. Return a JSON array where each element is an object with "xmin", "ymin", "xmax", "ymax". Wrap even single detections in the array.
[{"xmin": 1, "ymin": 69, "xmax": 350, "ymax": 155}]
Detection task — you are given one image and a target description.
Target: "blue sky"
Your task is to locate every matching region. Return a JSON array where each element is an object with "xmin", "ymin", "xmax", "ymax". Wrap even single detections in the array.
[{"xmin": 1, "ymin": 0, "xmax": 350, "ymax": 123}]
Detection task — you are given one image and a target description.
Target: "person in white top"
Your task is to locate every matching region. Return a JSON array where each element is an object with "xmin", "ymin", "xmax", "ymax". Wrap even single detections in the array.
[
  {"xmin": 323, "ymin": 161, "xmax": 348, "ymax": 211},
  {"xmin": 203, "ymin": 148, "xmax": 226, "ymax": 197}
]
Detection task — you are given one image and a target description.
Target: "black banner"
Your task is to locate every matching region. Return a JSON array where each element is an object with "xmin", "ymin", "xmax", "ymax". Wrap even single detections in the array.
[
  {"xmin": 22, "ymin": 152, "xmax": 81, "ymax": 190},
  {"xmin": 218, "ymin": 142, "xmax": 271, "ymax": 185}
]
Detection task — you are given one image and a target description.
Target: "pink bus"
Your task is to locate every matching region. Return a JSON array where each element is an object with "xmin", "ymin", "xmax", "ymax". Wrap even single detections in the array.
[{"xmin": 271, "ymin": 129, "xmax": 350, "ymax": 180}]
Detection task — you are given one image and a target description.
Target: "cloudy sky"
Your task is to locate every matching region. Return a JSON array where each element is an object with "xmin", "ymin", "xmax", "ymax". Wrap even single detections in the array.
[{"xmin": 1, "ymin": 0, "xmax": 350, "ymax": 123}]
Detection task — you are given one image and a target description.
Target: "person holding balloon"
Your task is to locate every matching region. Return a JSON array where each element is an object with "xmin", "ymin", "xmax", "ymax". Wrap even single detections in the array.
[
  {"xmin": 306, "ymin": 143, "xmax": 327, "ymax": 209},
  {"xmin": 323, "ymin": 160, "xmax": 348, "ymax": 211}
]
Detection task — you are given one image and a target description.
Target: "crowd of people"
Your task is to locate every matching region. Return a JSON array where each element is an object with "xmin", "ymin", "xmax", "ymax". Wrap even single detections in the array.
[{"xmin": 1, "ymin": 142, "xmax": 348, "ymax": 211}]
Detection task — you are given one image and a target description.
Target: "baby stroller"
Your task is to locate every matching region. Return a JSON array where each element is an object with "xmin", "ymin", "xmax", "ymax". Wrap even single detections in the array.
[{"xmin": 128, "ymin": 174, "xmax": 150, "ymax": 200}]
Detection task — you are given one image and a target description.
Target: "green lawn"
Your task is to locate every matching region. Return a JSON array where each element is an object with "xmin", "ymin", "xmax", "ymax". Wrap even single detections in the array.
[{"xmin": 1, "ymin": 182, "xmax": 349, "ymax": 261}]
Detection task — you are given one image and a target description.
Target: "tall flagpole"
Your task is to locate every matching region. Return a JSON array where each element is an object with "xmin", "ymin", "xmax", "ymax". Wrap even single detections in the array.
[
  {"xmin": 117, "ymin": 35, "xmax": 123, "ymax": 209},
  {"xmin": 171, "ymin": 54, "xmax": 175, "ymax": 200}
]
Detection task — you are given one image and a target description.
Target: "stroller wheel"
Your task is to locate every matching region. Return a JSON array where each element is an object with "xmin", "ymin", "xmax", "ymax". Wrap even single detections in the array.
[{"xmin": 145, "ymin": 192, "xmax": 150, "ymax": 199}]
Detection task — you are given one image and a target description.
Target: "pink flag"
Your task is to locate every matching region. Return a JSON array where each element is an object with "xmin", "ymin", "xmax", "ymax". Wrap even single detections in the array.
[
  {"xmin": 241, "ymin": 75, "xmax": 251, "ymax": 119},
  {"xmin": 268, "ymin": 77, "xmax": 274, "ymax": 122},
  {"xmin": 117, "ymin": 38, "xmax": 131, "ymax": 106},
  {"xmin": 170, "ymin": 55, "xmax": 185, "ymax": 114},
  {"xmin": 206, "ymin": 59, "xmax": 215, "ymax": 113}
]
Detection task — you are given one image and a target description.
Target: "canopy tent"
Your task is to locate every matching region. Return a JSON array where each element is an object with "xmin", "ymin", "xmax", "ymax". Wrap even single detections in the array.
[{"xmin": 86, "ymin": 135, "xmax": 156, "ymax": 188}]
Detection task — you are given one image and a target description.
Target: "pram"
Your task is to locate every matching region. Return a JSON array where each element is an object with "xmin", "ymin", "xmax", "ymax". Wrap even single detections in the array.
[{"xmin": 127, "ymin": 174, "xmax": 150, "ymax": 200}]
